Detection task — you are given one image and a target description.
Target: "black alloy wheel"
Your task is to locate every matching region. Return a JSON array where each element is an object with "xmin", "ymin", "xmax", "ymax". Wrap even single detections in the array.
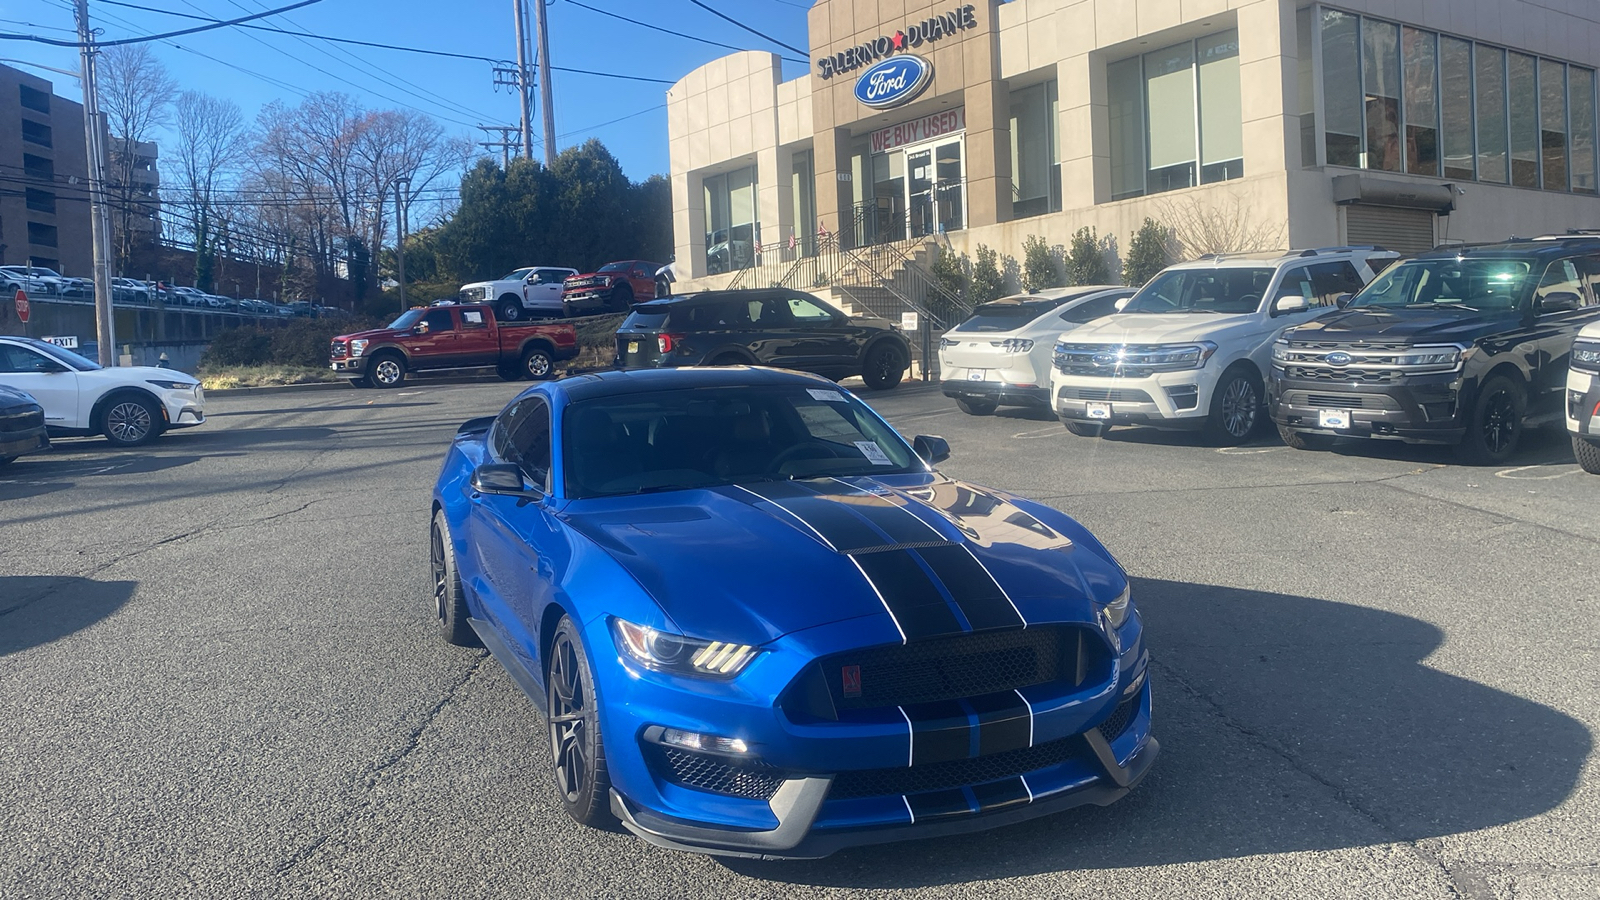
[
  {"xmin": 498, "ymin": 296, "xmax": 524, "ymax": 322},
  {"xmin": 861, "ymin": 343, "xmax": 906, "ymax": 391},
  {"xmin": 547, "ymin": 615, "xmax": 612, "ymax": 826},
  {"xmin": 522, "ymin": 347, "xmax": 554, "ymax": 380},
  {"xmin": 1204, "ymin": 369, "xmax": 1261, "ymax": 445},
  {"xmin": 102, "ymin": 395, "xmax": 161, "ymax": 446},
  {"xmin": 1457, "ymin": 376, "xmax": 1525, "ymax": 465},
  {"xmin": 370, "ymin": 354, "xmax": 406, "ymax": 388},
  {"xmin": 430, "ymin": 510, "xmax": 478, "ymax": 647}
]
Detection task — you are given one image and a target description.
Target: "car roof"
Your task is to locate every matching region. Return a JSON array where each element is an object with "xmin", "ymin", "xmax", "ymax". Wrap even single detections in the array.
[
  {"xmin": 633, "ymin": 287, "xmax": 812, "ymax": 309},
  {"xmin": 545, "ymin": 365, "xmax": 836, "ymax": 403},
  {"xmin": 974, "ymin": 286, "xmax": 1129, "ymax": 305},
  {"xmin": 1163, "ymin": 246, "xmax": 1398, "ymax": 270},
  {"xmin": 1405, "ymin": 235, "xmax": 1600, "ymax": 261}
]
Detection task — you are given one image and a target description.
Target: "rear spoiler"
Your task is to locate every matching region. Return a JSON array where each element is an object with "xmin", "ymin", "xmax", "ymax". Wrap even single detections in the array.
[{"xmin": 455, "ymin": 415, "xmax": 495, "ymax": 438}]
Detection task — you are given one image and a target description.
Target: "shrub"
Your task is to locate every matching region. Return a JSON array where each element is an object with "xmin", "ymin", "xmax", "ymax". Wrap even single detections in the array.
[
  {"xmin": 198, "ymin": 315, "xmax": 386, "ymax": 373},
  {"xmin": 1063, "ymin": 227, "xmax": 1110, "ymax": 286},
  {"xmin": 970, "ymin": 244, "xmax": 1006, "ymax": 304},
  {"xmin": 1123, "ymin": 218, "xmax": 1172, "ymax": 287},
  {"xmin": 1021, "ymin": 235, "xmax": 1060, "ymax": 292},
  {"xmin": 201, "ymin": 328, "xmax": 273, "ymax": 368}
]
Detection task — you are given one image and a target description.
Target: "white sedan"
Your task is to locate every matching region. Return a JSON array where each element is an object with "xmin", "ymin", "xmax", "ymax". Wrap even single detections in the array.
[
  {"xmin": 0, "ymin": 337, "xmax": 206, "ymax": 446},
  {"xmin": 938, "ymin": 286, "xmax": 1133, "ymax": 415}
]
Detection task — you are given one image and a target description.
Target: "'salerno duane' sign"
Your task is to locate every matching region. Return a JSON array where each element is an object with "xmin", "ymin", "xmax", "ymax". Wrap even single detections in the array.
[{"xmin": 816, "ymin": 5, "xmax": 979, "ymax": 80}]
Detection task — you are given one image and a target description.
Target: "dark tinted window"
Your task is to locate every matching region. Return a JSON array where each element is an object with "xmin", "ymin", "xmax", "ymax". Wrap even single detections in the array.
[
  {"xmin": 493, "ymin": 397, "xmax": 552, "ymax": 490},
  {"xmin": 1308, "ymin": 261, "xmax": 1365, "ymax": 306},
  {"xmin": 1059, "ymin": 293, "xmax": 1125, "ymax": 324},
  {"xmin": 621, "ymin": 309, "xmax": 670, "ymax": 330},
  {"xmin": 679, "ymin": 300, "xmax": 747, "ymax": 329},
  {"xmin": 958, "ymin": 294, "xmax": 1080, "ymax": 331},
  {"xmin": 421, "ymin": 309, "xmax": 455, "ymax": 332},
  {"xmin": 1534, "ymin": 257, "xmax": 1586, "ymax": 310},
  {"xmin": 0, "ymin": 344, "xmax": 56, "ymax": 373},
  {"xmin": 747, "ymin": 298, "xmax": 790, "ymax": 327},
  {"xmin": 599, "ymin": 262, "xmax": 629, "ymax": 274},
  {"xmin": 1123, "ymin": 267, "xmax": 1276, "ymax": 314}
]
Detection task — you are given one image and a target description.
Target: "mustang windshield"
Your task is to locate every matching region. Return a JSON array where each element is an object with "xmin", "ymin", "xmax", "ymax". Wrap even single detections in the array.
[
  {"xmin": 1121, "ymin": 267, "xmax": 1275, "ymax": 315},
  {"xmin": 23, "ymin": 337, "xmax": 102, "ymax": 371},
  {"xmin": 1348, "ymin": 258, "xmax": 1533, "ymax": 311},
  {"xmin": 563, "ymin": 385, "xmax": 922, "ymax": 497}
]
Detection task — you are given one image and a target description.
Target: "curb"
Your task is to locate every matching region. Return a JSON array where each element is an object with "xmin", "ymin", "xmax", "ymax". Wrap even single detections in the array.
[{"xmin": 206, "ymin": 373, "xmax": 507, "ymax": 395}]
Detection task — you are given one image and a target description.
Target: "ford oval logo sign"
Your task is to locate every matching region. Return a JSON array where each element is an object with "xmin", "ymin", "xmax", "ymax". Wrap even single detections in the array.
[
  {"xmin": 1325, "ymin": 351, "xmax": 1353, "ymax": 366},
  {"xmin": 1092, "ymin": 353, "xmax": 1118, "ymax": 367},
  {"xmin": 854, "ymin": 55, "xmax": 933, "ymax": 109}
]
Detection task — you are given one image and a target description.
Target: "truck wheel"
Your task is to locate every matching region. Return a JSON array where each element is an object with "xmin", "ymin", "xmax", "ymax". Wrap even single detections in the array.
[
  {"xmin": 1203, "ymin": 366, "xmax": 1262, "ymax": 445},
  {"xmin": 1277, "ymin": 425, "xmax": 1335, "ymax": 451},
  {"xmin": 1456, "ymin": 375, "xmax": 1525, "ymax": 465},
  {"xmin": 861, "ymin": 343, "xmax": 906, "ymax": 390},
  {"xmin": 957, "ymin": 397, "xmax": 997, "ymax": 416},
  {"xmin": 370, "ymin": 353, "xmax": 406, "ymax": 388},
  {"xmin": 1063, "ymin": 420, "xmax": 1104, "ymax": 437},
  {"xmin": 498, "ymin": 295, "xmax": 524, "ymax": 322},
  {"xmin": 522, "ymin": 346, "xmax": 554, "ymax": 380},
  {"xmin": 610, "ymin": 284, "xmax": 634, "ymax": 312},
  {"xmin": 349, "ymin": 375, "xmax": 373, "ymax": 389},
  {"xmin": 1573, "ymin": 434, "xmax": 1600, "ymax": 475}
]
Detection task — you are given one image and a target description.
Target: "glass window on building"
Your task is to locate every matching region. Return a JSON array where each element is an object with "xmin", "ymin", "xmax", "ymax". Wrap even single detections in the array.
[
  {"xmin": 703, "ymin": 166, "xmax": 757, "ymax": 275},
  {"xmin": 1362, "ymin": 18, "xmax": 1402, "ymax": 172},
  {"xmin": 1402, "ymin": 27, "xmax": 1439, "ymax": 176},
  {"xmin": 1106, "ymin": 30, "xmax": 1243, "ymax": 200},
  {"xmin": 1010, "ymin": 80, "xmax": 1061, "ymax": 218},
  {"xmin": 1508, "ymin": 52, "xmax": 1540, "ymax": 188},
  {"xmin": 1573, "ymin": 67, "xmax": 1598, "ymax": 194},
  {"xmin": 790, "ymin": 150, "xmax": 816, "ymax": 255},
  {"xmin": 1475, "ymin": 46, "xmax": 1509, "ymax": 184},
  {"xmin": 1297, "ymin": 7, "xmax": 1318, "ymax": 166},
  {"xmin": 1540, "ymin": 59, "xmax": 1568, "ymax": 191},
  {"xmin": 1440, "ymin": 36, "xmax": 1475, "ymax": 180},
  {"xmin": 1321, "ymin": 10, "xmax": 1362, "ymax": 167}
]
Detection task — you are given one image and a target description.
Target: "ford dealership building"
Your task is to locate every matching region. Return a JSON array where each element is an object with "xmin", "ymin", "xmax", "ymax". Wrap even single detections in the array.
[{"xmin": 667, "ymin": 0, "xmax": 1600, "ymax": 285}]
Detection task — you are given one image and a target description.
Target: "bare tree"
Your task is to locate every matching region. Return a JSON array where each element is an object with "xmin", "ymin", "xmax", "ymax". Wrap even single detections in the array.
[
  {"xmin": 173, "ymin": 91, "xmax": 247, "ymax": 291},
  {"xmin": 1158, "ymin": 188, "xmax": 1286, "ymax": 260},
  {"xmin": 98, "ymin": 44, "xmax": 177, "ymax": 275}
]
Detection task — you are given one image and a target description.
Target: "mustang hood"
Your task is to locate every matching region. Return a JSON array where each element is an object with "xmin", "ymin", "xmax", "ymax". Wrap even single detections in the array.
[
  {"xmin": 1290, "ymin": 308, "xmax": 1524, "ymax": 344},
  {"xmin": 560, "ymin": 476, "xmax": 1125, "ymax": 646}
]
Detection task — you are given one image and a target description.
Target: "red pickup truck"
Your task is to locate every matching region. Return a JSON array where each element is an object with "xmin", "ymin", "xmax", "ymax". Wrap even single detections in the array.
[
  {"xmin": 561, "ymin": 260, "xmax": 664, "ymax": 314},
  {"xmin": 329, "ymin": 304, "xmax": 579, "ymax": 388}
]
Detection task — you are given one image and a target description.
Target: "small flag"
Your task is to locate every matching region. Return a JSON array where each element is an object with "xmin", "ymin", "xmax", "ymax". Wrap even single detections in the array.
[{"xmin": 788, "ymin": 232, "xmax": 797, "ymax": 250}]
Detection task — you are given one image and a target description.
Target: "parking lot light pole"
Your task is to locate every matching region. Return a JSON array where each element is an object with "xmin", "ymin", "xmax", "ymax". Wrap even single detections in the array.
[{"xmin": 395, "ymin": 178, "xmax": 410, "ymax": 312}]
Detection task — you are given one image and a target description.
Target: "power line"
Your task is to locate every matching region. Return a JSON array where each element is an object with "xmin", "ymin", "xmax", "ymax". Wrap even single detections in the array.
[
  {"xmin": 563, "ymin": 0, "xmax": 806, "ymax": 65},
  {"xmin": 686, "ymin": 0, "xmax": 809, "ymax": 59},
  {"xmin": 0, "ymin": 0, "xmax": 323, "ymax": 48},
  {"xmin": 558, "ymin": 103, "xmax": 663, "ymax": 140}
]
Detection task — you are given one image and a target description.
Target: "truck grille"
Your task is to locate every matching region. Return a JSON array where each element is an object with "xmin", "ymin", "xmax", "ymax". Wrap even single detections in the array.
[
  {"xmin": 1058, "ymin": 387, "xmax": 1155, "ymax": 403},
  {"xmin": 1283, "ymin": 391, "xmax": 1401, "ymax": 410},
  {"xmin": 330, "ymin": 340, "xmax": 347, "ymax": 359},
  {"xmin": 1282, "ymin": 365, "xmax": 1397, "ymax": 384}
]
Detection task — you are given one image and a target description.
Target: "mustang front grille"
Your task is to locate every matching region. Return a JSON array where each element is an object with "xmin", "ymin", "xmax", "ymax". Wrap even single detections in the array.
[
  {"xmin": 650, "ymin": 746, "xmax": 785, "ymax": 800},
  {"xmin": 1096, "ymin": 694, "xmax": 1139, "ymax": 742},
  {"xmin": 781, "ymin": 626, "xmax": 1108, "ymax": 721}
]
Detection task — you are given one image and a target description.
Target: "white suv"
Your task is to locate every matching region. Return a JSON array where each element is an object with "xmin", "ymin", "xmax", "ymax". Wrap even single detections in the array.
[
  {"xmin": 939, "ymin": 286, "xmax": 1132, "ymax": 415},
  {"xmin": 1569, "ymin": 323, "xmax": 1600, "ymax": 473},
  {"xmin": 458, "ymin": 266, "xmax": 579, "ymax": 322},
  {"xmin": 0, "ymin": 337, "xmax": 206, "ymax": 446},
  {"xmin": 1050, "ymin": 247, "xmax": 1397, "ymax": 443}
]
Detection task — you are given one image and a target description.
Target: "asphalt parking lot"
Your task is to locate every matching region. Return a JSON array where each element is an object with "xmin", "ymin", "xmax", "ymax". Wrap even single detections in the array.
[{"xmin": 2, "ymin": 378, "xmax": 1597, "ymax": 899}]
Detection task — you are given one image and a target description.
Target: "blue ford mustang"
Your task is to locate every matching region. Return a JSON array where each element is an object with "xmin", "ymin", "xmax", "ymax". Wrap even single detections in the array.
[{"xmin": 430, "ymin": 366, "xmax": 1156, "ymax": 858}]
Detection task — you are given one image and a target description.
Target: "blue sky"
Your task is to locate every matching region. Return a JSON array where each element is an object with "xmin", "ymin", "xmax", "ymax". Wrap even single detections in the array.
[{"xmin": 1, "ymin": 0, "xmax": 815, "ymax": 182}]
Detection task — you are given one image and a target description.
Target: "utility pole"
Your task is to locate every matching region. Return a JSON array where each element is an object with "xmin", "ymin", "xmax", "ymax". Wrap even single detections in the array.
[
  {"xmin": 394, "ymin": 178, "xmax": 410, "ymax": 312},
  {"xmin": 477, "ymin": 124, "xmax": 519, "ymax": 168},
  {"xmin": 531, "ymin": 0, "xmax": 555, "ymax": 166},
  {"xmin": 72, "ymin": 0, "xmax": 116, "ymax": 366},
  {"xmin": 512, "ymin": 0, "xmax": 533, "ymax": 161}
]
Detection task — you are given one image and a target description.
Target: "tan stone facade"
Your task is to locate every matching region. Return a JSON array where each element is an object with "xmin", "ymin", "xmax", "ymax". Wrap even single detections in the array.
[{"xmin": 668, "ymin": 0, "xmax": 1600, "ymax": 290}]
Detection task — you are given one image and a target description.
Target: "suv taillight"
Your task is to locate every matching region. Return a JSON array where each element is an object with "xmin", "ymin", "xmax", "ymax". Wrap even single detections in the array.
[{"xmin": 658, "ymin": 333, "xmax": 686, "ymax": 354}]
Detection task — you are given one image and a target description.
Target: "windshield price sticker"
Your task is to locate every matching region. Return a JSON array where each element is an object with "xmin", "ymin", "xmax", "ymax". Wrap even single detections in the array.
[
  {"xmin": 807, "ymin": 389, "xmax": 848, "ymax": 402},
  {"xmin": 854, "ymin": 441, "xmax": 894, "ymax": 465}
]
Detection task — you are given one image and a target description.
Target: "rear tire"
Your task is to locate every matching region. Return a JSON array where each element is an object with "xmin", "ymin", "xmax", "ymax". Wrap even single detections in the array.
[
  {"xmin": 547, "ymin": 615, "xmax": 613, "ymax": 827},
  {"xmin": 498, "ymin": 295, "xmax": 524, "ymax": 322},
  {"xmin": 1203, "ymin": 367, "xmax": 1263, "ymax": 445},
  {"xmin": 1456, "ymin": 375, "xmax": 1525, "ymax": 465},
  {"xmin": 1278, "ymin": 426, "xmax": 1336, "ymax": 451},
  {"xmin": 1063, "ymin": 420, "xmax": 1105, "ymax": 437},
  {"xmin": 101, "ymin": 394, "xmax": 162, "ymax": 447},
  {"xmin": 522, "ymin": 346, "xmax": 555, "ymax": 380},
  {"xmin": 370, "ymin": 353, "xmax": 406, "ymax": 388},
  {"xmin": 861, "ymin": 343, "xmax": 906, "ymax": 391},
  {"xmin": 957, "ymin": 397, "xmax": 997, "ymax": 416},
  {"xmin": 496, "ymin": 363, "xmax": 521, "ymax": 382},
  {"xmin": 430, "ymin": 509, "xmax": 479, "ymax": 647},
  {"xmin": 1571, "ymin": 434, "xmax": 1600, "ymax": 474}
]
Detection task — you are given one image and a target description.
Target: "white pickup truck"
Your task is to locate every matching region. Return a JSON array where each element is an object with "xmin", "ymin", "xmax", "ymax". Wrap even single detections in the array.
[{"xmin": 458, "ymin": 266, "xmax": 578, "ymax": 322}]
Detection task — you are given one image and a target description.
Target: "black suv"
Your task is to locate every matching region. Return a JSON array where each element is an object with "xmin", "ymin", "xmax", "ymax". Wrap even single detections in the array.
[
  {"xmin": 613, "ymin": 288, "xmax": 913, "ymax": 390},
  {"xmin": 1269, "ymin": 235, "xmax": 1600, "ymax": 464}
]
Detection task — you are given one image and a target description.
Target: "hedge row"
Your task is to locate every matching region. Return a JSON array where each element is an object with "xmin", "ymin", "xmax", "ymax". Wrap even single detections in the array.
[{"xmin": 199, "ymin": 317, "xmax": 384, "ymax": 371}]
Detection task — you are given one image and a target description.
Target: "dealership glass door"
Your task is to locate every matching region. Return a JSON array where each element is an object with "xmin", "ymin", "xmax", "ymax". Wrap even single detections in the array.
[{"xmin": 906, "ymin": 136, "xmax": 965, "ymax": 239}]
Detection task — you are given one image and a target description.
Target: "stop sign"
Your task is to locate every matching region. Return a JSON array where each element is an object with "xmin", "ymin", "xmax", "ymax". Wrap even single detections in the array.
[{"xmin": 13, "ymin": 289, "xmax": 28, "ymax": 324}]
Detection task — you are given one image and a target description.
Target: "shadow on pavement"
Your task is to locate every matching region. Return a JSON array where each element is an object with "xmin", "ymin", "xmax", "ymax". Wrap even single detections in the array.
[
  {"xmin": 0, "ymin": 576, "xmax": 138, "ymax": 656},
  {"xmin": 731, "ymin": 577, "xmax": 1590, "ymax": 887}
]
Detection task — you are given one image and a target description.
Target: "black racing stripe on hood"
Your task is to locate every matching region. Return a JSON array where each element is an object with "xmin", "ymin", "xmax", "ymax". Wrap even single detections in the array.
[
  {"xmin": 798, "ymin": 479, "xmax": 945, "ymax": 547},
  {"xmin": 915, "ymin": 544, "xmax": 1025, "ymax": 632},
  {"xmin": 852, "ymin": 550, "xmax": 966, "ymax": 640},
  {"xmin": 737, "ymin": 481, "xmax": 885, "ymax": 552}
]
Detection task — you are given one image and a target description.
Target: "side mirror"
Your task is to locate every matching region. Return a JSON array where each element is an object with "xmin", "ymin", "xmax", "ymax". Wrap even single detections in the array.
[
  {"xmin": 1539, "ymin": 291, "xmax": 1581, "ymax": 314},
  {"xmin": 1273, "ymin": 295, "xmax": 1308, "ymax": 315},
  {"xmin": 1114, "ymin": 297, "xmax": 1131, "ymax": 312},
  {"xmin": 912, "ymin": 434, "xmax": 951, "ymax": 465},
  {"xmin": 471, "ymin": 463, "xmax": 538, "ymax": 497},
  {"xmin": 1334, "ymin": 293, "xmax": 1354, "ymax": 309}
]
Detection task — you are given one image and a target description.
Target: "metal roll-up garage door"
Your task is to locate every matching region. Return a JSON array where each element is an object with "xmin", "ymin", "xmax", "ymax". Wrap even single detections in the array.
[{"xmin": 1344, "ymin": 205, "xmax": 1436, "ymax": 254}]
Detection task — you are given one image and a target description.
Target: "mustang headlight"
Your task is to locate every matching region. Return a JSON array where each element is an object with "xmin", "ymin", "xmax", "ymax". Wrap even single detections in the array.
[
  {"xmin": 610, "ymin": 618, "xmax": 760, "ymax": 678},
  {"xmin": 1102, "ymin": 584, "xmax": 1131, "ymax": 630},
  {"xmin": 350, "ymin": 339, "xmax": 369, "ymax": 357},
  {"xmin": 146, "ymin": 379, "xmax": 198, "ymax": 391}
]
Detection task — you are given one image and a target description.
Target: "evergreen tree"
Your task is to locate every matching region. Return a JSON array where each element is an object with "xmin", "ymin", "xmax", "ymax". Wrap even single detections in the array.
[
  {"xmin": 1123, "ymin": 218, "xmax": 1172, "ymax": 287},
  {"xmin": 971, "ymin": 244, "xmax": 1005, "ymax": 303},
  {"xmin": 1063, "ymin": 226, "xmax": 1109, "ymax": 285},
  {"xmin": 1021, "ymin": 234, "xmax": 1060, "ymax": 292}
]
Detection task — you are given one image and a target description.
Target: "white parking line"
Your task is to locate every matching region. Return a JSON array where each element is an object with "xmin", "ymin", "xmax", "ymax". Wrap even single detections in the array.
[
  {"xmin": 1011, "ymin": 425, "xmax": 1065, "ymax": 439},
  {"xmin": 1494, "ymin": 462, "xmax": 1585, "ymax": 480},
  {"xmin": 1215, "ymin": 446, "xmax": 1287, "ymax": 455}
]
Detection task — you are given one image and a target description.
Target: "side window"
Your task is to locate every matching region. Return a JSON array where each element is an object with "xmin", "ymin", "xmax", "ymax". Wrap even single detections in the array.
[
  {"xmin": 748, "ymin": 298, "xmax": 789, "ymax": 327},
  {"xmin": 1575, "ymin": 258, "xmax": 1600, "ymax": 306},
  {"xmin": 537, "ymin": 269, "xmax": 566, "ymax": 285},
  {"xmin": 684, "ymin": 301, "xmax": 747, "ymax": 328},
  {"xmin": 420, "ymin": 308, "xmax": 455, "ymax": 332},
  {"xmin": 495, "ymin": 398, "xmax": 552, "ymax": 489},
  {"xmin": 1535, "ymin": 258, "xmax": 1585, "ymax": 312},
  {"xmin": 1309, "ymin": 261, "xmax": 1364, "ymax": 307},
  {"xmin": 460, "ymin": 308, "xmax": 488, "ymax": 329},
  {"xmin": 1274, "ymin": 266, "xmax": 1315, "ymax": 300},
  {"xmin": 0, "ymin": 344, "xmax": 55, "ymax": 373},
  {"xmin": 786, "ymin": 294, "xmax": 835, "ymax": 324},
  {"xmin": 1059, "ymin": 294, "xmax": 1123, "ymax": 324}
]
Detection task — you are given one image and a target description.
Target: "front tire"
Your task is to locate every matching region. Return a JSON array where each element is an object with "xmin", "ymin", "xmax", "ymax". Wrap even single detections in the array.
[
  {"xmin": 957, "ymin": 397, "xmax": 997, "ymax": 416},
  {"xmin": 522, "ymin": 346, "xmax": 554, "ymax": 380},
  {"xmin": 498, "ymin": 295, "xmax": 524, "ymax": 322},
  {"xmin": 1063, "ymin": 420, "xmax": 1105, "ymax": 437},
  {"xmin": 610, "ymin": 284, "xmax": 633, "ymax": 312},
  {"xmin": 1573, "ymin": 434, "xmax": 1600, "ymax": 475},
  {"xmin": 861, "ymin": 343, "xmax": 906, "ymax": 391},
  {"xmin": 370, "ymin": 353, "xmax": 406, "ymax": 388},
  {"xmin": 547, "ymin": 615, "xmax": 612, "ymax": 827},
  {"xmin": 348, "ymin": 376, "xmax": 373, "ymax": 389},
  {"xmin": 430, "ymin": 510, "xmax": 479, "ymax": 647},
  {"xmin": 1204, "ymin": 367, "xmax": 1262, "ymax": 445},
  {"xmin": 1456, "ymin": 375, "xmax": 1525, "ymax": 465},
  {"xmin": 495, "ymin": 363, "xmax": 521, "ymax": 382},
  {"xmin": 1278, "ymin": 426, "xmax": 1336, "ymax": 451},
  {"xmin": 102, "ymin": 395, "xmax": 162, "ymax": 447}
]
